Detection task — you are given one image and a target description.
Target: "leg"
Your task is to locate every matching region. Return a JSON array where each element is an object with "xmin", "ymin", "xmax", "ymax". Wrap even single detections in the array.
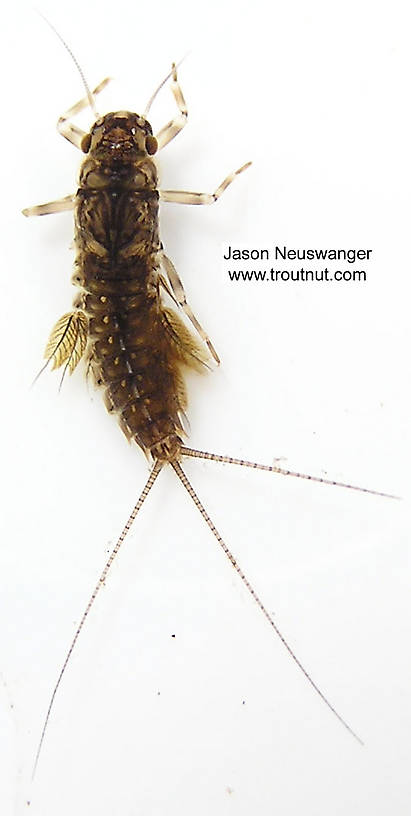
[
  {"xmin": 58, "ymin": 77, "xmax": 112, "ymax": 149},
  {"xmin": 159, "ymin": 161, "xmax": 251, "ymax": 205},
  {"xmin": 159, "ymin": 252, "xmax": 220, "ymax": 364},
  {"xmin": 155, "ymin": 64, "xmax": 188, "ymax": 151},
  {"xmin": 22, "ymin": 194, "xmax": 75, "ymax": 218}
]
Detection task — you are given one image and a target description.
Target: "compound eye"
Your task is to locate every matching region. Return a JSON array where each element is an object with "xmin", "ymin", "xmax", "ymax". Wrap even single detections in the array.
[
  {"xmin": 81, "ymin": 133, "xmax": 92, "ymax": 153},
  {"xmin": 145, "ymin": 135, "xmax": 158, "ymax": 155}
]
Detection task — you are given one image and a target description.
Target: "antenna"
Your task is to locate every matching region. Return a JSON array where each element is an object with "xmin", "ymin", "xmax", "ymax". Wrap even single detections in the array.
[{"xmin": 37, "ymin": 11, "xmax": 99, "ymax": 118}]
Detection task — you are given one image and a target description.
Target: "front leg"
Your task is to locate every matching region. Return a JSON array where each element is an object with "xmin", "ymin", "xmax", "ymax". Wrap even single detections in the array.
[
  {"xmin": 155, "ymin": 64, "xmax": 188, "ymax": 151},
  {"xmin": 58, "ymin": 77, "xmax": 112, "ymax": 149}
]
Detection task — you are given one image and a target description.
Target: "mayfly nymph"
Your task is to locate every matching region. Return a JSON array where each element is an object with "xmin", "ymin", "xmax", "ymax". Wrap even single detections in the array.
[{"xmin": 23, "ymin": 46, "xmax": 396, "ymax": 774}]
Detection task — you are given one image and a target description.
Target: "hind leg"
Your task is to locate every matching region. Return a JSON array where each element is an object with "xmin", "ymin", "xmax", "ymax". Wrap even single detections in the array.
[{"xmin": 160, "ymin": 252, "xmax": 220, "ymax": 364}]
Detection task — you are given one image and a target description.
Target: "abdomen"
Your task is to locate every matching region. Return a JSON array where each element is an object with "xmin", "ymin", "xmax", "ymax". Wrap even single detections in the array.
[{"xmin": 73, "ymin": 178, "xmax": 204, "ymax": 462}]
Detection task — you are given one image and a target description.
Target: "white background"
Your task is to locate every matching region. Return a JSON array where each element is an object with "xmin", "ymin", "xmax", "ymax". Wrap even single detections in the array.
[{"xmin": 0, "ymin": 1, "xmax": 410, "ymax": 814}]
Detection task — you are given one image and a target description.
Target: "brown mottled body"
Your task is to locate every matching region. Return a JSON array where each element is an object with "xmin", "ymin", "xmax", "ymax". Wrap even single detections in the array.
[
  {"xmin": 73, "ymin": 112, "xmax": 206, "ymax": 462},
  {"xmin": 23, "ymin": 65, "xmax": 379, "ymax": 773}
]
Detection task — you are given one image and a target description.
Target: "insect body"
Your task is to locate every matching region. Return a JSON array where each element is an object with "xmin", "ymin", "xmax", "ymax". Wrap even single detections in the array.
[
  {"xmin": 25, "ymin": 68, "xmax": 248, "ymax": 460},
  {"xmin": 73, "ymin": 107, "xmax": 202, "ymax": 462},
  {"xmin": 23, "ymin": 58, "xmax": 394, "ymax": 773}
]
